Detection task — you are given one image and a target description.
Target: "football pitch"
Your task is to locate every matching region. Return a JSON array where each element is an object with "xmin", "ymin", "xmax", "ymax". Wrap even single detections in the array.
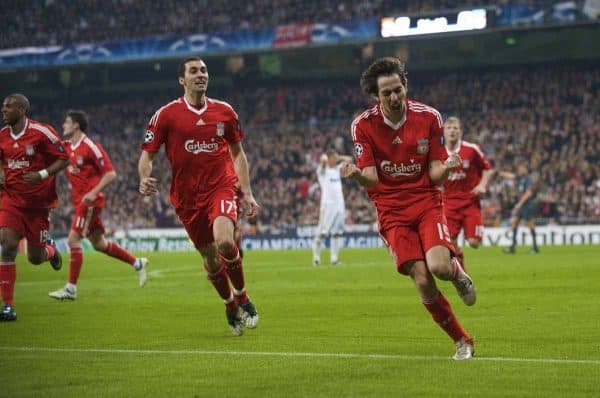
[{"xmin": 1, "ymin": 245, "xmax": 599, "ymax": 397}]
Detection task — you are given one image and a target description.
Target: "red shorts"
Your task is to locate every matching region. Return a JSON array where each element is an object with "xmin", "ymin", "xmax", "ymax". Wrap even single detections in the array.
[
  {"xmin": 379, "ymin": 205, "xmax": 454, "ymax": 275},
  {"xmin": 176, "ymin": 187, "xmax": 238, "ymax": 249},
  {"xmin": 445, "ymin": 201, "xmax": 484, "ymax": 241},
  {"xmin": 0, "ymin": 200, "xmax": 50, "ymax": 247},
  {"xmin": 71, "ymin": 203, "xmax": 105, "ymax": 237}
]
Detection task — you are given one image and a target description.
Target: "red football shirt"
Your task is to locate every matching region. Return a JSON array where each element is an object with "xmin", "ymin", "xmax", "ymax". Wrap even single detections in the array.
[
  {"xmin": 441, "ymin": 140, "xmax": 492, "ymax": 205},
  {"xmin": 351, "ymin": 100, "xmax": 445, "ymax": 212},
  {"xmin": 141, "ymin": 96, "xmax": 243, "ymax": 209},
  {"xmin": 65, "ymin": 135, "xmax": 115, "ymax": 208},
  {"xmin": 0, "ymin": 118, "xmax": 68, "ymax": 208}
]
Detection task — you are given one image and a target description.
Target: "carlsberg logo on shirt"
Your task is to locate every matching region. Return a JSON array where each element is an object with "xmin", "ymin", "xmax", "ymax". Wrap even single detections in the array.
[
  {"xmin": 184, "ymin": 139, "xmax": 219, "ymax": 154},
  {"xmin": 7, "ymin": 159, "xmax": 30, "ymax": 170},
  {"xmin": 380, "ymin": 160, "xmax": 422, "ymax": 177}
]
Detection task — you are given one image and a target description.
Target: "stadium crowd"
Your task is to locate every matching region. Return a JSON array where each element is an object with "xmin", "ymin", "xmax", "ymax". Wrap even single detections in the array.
[
  {"xmin": 28, "ymin": 62, "xmax": 598, "ymax": 235},
  {"xmin": 1, "ymin": 0, "xmax": 584, "ymax": 49}
]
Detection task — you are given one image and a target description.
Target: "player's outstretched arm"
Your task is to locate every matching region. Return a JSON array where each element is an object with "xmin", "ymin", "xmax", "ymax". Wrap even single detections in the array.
[
  {"xmin": 319, "ymin": 154, "xmax": 328, "ymax": 168},
  {"xmin": 340, "ymin": 162, "xmax": 378, "ymax": 187},
  {"xmin": 230, "ymin": 142, "xmax": 259, "ymax": 218},
  {"xmin": 138, "ymin": 150, "xmax": 158, "ymax": 196},
  {"xmin": 23, "ymin": 158, "xmax": 68, "ymax": 185},
  {"xmin": 498, "ymin": 171, "xmax": 516, "ymax": 179}
]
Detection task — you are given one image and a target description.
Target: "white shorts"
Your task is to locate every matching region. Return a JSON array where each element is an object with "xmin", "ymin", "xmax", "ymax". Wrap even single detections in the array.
[{"xmin": 317, "ymin": 207, "xmax": 345, "ymax": 236}]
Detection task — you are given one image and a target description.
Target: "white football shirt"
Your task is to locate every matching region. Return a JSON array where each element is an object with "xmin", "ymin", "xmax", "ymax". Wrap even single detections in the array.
[{"xmin": 317, "ymin": 164, "xmax": 345, "ymax": 210}]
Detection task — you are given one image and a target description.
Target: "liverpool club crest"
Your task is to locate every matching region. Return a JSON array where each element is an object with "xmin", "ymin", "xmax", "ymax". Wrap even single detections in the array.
[
  {"xmin": 25, "ymin": 144, "xmax": 35, "ymax": 156},
  {"xmin": 416, "ymin": 139, "xmax": 429, "ymax": 154},
  {"xmin": 216, "ymin": 122, "xmax": 225, "ymax": 137}
]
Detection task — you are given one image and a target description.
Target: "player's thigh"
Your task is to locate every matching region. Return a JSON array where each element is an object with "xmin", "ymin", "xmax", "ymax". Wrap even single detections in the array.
[
  {"xmin": 176, "ymin": 207, "xmax": 213, "ymax": 249},
  {"xmin": 71, "ymin": 204, "xmax": 104, "ymax": 238},
  {"xmin": 462, "ymin": 205, "xmax": 484, "ymax": 242},
  {"xmin": 330, "ymin": 208, "xmax": 345, "ymax": 236},
  {"xmin": 23, "ymin": 208, "xmax": 51, "ymax": 249},
  {"xmin": 520, "ymin": 202, "xmax": 536, "ymax": 222},
  {"xmin": 418, "ymin": 206, "xmax": 454, "ymax": 255},
  {"xmin": 444, "ymin": 210, "xmax": 463, "ymax": 240},
  {"xmin": 380, "ymin": 225, "xmax": 424, "ymax": 275},
  {"xmin": 320, "ymin": 208, "xmax": 344, "ymax": 235},
  {"xmin": 209, "ymin": 188, "xmax": 238, "ymax": 245},
  {"xmin": 212, "ymin": 216, "xmax": 235, "ymax": 248},
  {"xmin": 0, "ymin": 203, "xmax": 26, "ymax": 247}
]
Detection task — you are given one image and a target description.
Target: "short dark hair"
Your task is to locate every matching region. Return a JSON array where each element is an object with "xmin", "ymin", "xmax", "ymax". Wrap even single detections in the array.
[
  {"xmin": 360, "ymin": 57, "xmax": 408, "ymax": 97},
  {"xmin": 6, "ymin": 93, "xmax": 30, "ymax": 113},
  {"xmin": 326, "ymin": 148, "xmax": 337, "ymax": 156},
  {"xmin": 178, "ymin": 56, "xmax": 203, "ymax": 78},
  {"xmin": 66, "ymin": 109, "xmax": 89, "ymax": 132},
  {"xmin": 445, "ymin": 116, "xmax": 462, "ymax": 129}
]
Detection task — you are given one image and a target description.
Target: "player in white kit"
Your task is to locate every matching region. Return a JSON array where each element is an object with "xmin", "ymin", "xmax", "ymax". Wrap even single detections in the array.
[{"xmin": 312, "ymin": 148, "xmax": 352, "ymax": 266}]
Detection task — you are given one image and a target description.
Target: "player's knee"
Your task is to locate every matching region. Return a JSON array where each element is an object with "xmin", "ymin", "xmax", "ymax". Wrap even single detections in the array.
[
  {"xmin": 468, "ymin": 239, "xmax": 481, "ymax": 249},
  {"xmin": 1, "ymin": 244, "xmax": 19, "ymax": 261},
  {"xmin": 27, "ymin": 252, "xmax": 45, "ymax": 265},
  {"xmin": 428, "ymin": 259, "xmax": 454, "ymax": 280},
  {"xmin": 91, "ymin": 240, "xmax": 106, "ymax": 252},
  {"xmin": 215, "ymin": 238, "xmax": 234, "ymax": 255}
]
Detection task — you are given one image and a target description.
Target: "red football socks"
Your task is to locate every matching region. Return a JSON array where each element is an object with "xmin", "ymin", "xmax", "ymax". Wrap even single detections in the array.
[
  {"xmin": 220, "ymin": 245, "xmax": 246, "ymax": 293},
  {"xmin": 206, "ymin": 264, "xmax": 236, "ymax": 311},
  {"xmin": 68, "ymin": 247, "xmax": 83, "ymax": 285},
  {"xmin": 0, "ymin": 262, "xmax": 16, "ymax": 306},
  {"xmin": 102, "ymin": 242, "xmax": 136, "ymax": 265},
  {"xmin": 422, "ymin": 292, "xmax": 471, "ymax": 343}
]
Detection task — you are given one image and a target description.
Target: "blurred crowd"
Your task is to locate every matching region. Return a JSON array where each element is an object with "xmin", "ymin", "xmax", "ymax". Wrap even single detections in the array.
[
  {"xmin": 29, "ymin": 62, "xmax": 599, "ymax": 235},
  {"xmin": 1, "ymin": 0, "xmax": 582, "ymax": 49}
]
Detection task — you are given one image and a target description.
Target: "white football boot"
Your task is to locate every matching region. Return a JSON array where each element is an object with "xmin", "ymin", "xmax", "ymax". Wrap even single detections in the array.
[
  {"xmin": 48, "ymin": 285, "xmax": 77, "ymax": 300},
  {"xmin": 453, "ymin": 337, "xmax": 475, "ymax": 360},
  {"xmin": 135, "ymin": 258, "xmax": 148, "ymax": 287}
]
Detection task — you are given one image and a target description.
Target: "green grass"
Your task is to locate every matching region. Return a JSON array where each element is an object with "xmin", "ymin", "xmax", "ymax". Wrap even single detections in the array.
[{"xmin": 1, "ymin": 245, "xmax": 599, "ymax": 397}]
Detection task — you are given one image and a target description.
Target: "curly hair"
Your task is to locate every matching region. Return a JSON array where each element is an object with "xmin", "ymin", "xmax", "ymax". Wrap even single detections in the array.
[{"xmin": 360, "ymin": 57, "xmax": 408, "ymax": 97}]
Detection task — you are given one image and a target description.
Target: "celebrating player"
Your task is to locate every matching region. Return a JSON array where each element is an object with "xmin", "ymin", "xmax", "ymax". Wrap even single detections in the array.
[
  {"xmin": 342, "ymin": 57, "xmax": 476, "ymax": 359},
  {"xmin": 0, "ymin": 93, "xmax": 68, "ymax": 321},
  {"xmin": 138, "ymin": 57, "xmax": 259, "ymax": 336},
  {"xmin": 312, "ymin": 148, "xmax": 352, "ymax": 266},
  {"xmin": 441, "ymin": 117, "xmax": 494, "ymax": 267},
  {"xmin": 48, "ymin": 110, "xmax": 148, "ymax": 301}
]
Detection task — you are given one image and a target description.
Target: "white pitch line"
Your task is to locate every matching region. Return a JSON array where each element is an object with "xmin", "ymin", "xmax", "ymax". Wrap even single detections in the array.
[{"xmin": 0, "ymin": 346, "xmax": 598, "ymax": 365}]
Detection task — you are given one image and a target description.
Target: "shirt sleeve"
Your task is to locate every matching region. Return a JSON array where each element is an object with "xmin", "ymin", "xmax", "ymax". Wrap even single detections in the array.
[
  {"xmin": 428, "ymin": 112, "xmax": 444, "ymax": 162},
  {"xmin": 474, "ymin": 144, "xmax": 492, "ymax": 170},
  {"xmin": 351, "ymin": 120, "xmax": 376, "ymax": 169},
  {"xmin": 141, "ymin": 106, "xmax": 168, "ymax": 153},
  {"xmin": 224, "ymin": 107, "xmax": 244, "ymax": 145},
  {"xmin": 41, "ymin": 124, "xmax": 69, "ymax": 161},
  {"xmin": 94, "ymin": 142, "xmax": 115, "ymax": 174}
]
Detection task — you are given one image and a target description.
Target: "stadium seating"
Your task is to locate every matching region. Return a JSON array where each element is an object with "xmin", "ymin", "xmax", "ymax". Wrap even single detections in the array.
[{"xmin": 31, "ymin": 62, "xmax": 598, "ymax": 235}]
